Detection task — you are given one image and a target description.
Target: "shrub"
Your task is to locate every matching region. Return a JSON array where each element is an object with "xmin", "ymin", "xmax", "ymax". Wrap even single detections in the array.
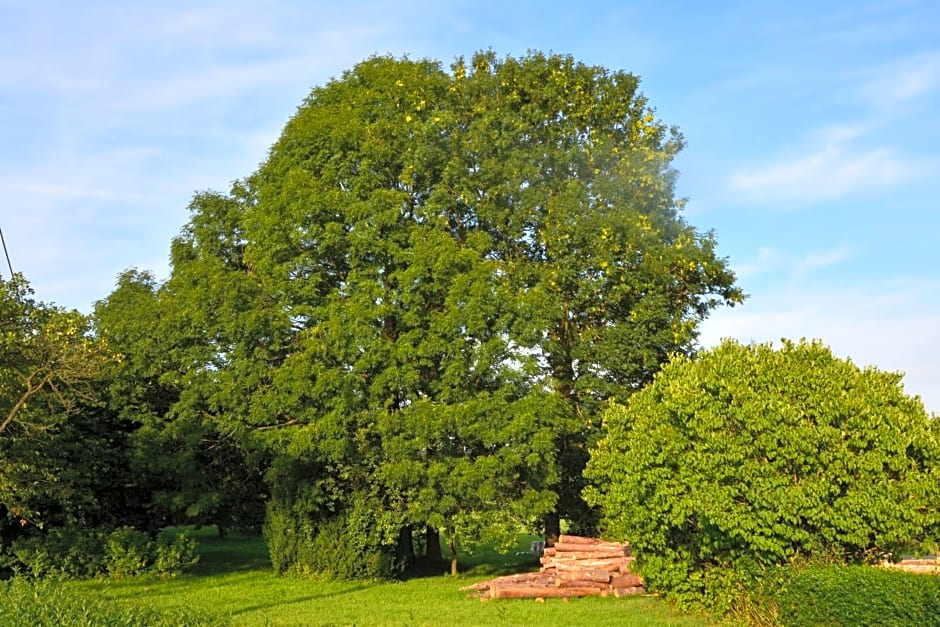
[
  {"xmin": 9, "ymin": 526, "xmax": 199, "ymax": 579},
  {"xmin": 775, "ymin": 565, "xmax": 940, "ymax": 626},
  {"xmin": 303, "ymin": 514, "xmax": 400, "ymax": 580},
  {"xmin": 263, "ymin": 497, "xmax": 318, "ymax": 575},
  {"xmin": 153, "ymin": 529, "xmax": 200, "ymax": 577},
  {"xmin": 264, "ymin": 496, "xmax": 401, "ymax": 580},
  {"xmin": 10, "ymin": 527, "xmax": 107, "ymax": 578},
  {"xmin": 106, "ymin": 526, "xmax": 153, "ymax": 578},
  {"xmin": 585, "ymin": 339, "xmax": 940, "ymax": 611}
]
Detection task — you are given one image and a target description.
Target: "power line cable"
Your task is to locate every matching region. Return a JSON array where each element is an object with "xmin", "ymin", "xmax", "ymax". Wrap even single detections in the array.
[{"xmin": 0, "ymin": 227, "xmax": 14, "ymax": 279}]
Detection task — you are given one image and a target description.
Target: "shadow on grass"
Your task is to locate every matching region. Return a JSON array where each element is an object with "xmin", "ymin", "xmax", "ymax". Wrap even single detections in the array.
[
  {"xmin": 228, "ymin": 583, "xmax": 373, "ymax": 617},
  {"xmin": 402, "ymin": 540, "xmax": 542, "ymax": 581},
  {"xmin": 186, "ymin": 527, "xmax": 541, "ymax": 584},
  {"xmin": 189, "ymin": 532, "xmax": 272, "ymax": 577},
  {"xmin": 460, "ymin": 557, "xmax": 540, "ymax": 578}
]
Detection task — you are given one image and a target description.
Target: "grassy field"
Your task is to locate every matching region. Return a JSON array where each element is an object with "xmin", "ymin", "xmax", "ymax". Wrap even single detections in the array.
[{"xmin": 63, "ymin": 528, "xmax": 717, "ymax": 626}]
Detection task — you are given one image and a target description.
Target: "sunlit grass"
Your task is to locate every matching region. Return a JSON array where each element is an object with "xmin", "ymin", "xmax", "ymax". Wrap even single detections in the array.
[{"xmin": 60, "ymin": 527, "xmax": 716, "ymax": 626}]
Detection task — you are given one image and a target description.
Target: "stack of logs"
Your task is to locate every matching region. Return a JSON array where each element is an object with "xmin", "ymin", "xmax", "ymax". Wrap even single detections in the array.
[
  {"xmin": 465, "ymin": 535, "xmax": 644, "ymax": 600},
  {"xmin": 882, "ymin": 557, "xmax": 940, "ymax": 574}
]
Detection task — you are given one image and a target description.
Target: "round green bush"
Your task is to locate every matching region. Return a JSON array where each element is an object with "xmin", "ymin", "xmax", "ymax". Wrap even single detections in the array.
[
  {"xmin": 585, "ymin": 339, "xmax": 940, "ymax": 610},
  {"xmin": 153, "ymin": 529, "xmax": 200, "ymax": 577},
  {"xmin": 11, "ymin": 527, "xmax": 108, "ymax": 578},
  {"xmin": 106, "ymin": 526, "xmax": 152, "ymax": 578}
]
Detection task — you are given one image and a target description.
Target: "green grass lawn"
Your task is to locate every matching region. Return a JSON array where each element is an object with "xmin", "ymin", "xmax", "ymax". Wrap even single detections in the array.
[{"xmin": 63, "ymin": 528, "xmax": 717, "ymax": 626}]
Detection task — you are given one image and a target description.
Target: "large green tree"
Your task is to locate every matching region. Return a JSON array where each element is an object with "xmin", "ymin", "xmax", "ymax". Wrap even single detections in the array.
[
  {"xmin": 215, "ymin": 56, "xmax": 562, "ymax": 572},
  {"xmin": 151, "ymin": 51, "xmax": 740, "ymax": 575}
]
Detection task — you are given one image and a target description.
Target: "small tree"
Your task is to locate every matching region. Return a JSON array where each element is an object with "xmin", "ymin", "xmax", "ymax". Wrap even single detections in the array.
[
  {"xmin": 0, "ymin": 275, "xmax": 114, "ymax": 524},
  {"xmin": 94, "ymin": 269, "xmax": 269, "ymax": 534},
  {"xmin": 585, "ymin": 338, "xmax": 940, "ymax": 610}
]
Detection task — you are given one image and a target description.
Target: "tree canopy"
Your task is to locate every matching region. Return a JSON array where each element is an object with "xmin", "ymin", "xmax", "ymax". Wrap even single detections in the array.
[
  {"xmin": 90, "ymin": 269, "xmax": 268, "ymax": 535},
  {"xmin": 150, "ymin": 51, "xmax": 741, "ymax": 574}
]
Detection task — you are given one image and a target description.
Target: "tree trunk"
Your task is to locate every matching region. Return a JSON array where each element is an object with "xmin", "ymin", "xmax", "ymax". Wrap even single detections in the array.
[
  {"xmin": 544, "ymin": 511, "xmax": 560, "ymax": 546},
  {"xmin": 425, "ymin": 526, "xmax": 442, "ymax": 562},
  {"xmin": 397, "ymin": 525, "xmax": 415, "ymax": 569},
  {"xmin": 449, "ymin": 536, "xmax": 458, "ymax": 576}
]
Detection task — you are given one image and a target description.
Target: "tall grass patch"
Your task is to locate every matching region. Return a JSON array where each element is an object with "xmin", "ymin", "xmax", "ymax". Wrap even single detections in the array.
[{"xmin": 0, "ymin": 577, "xmax": 226, "ymax": 626}]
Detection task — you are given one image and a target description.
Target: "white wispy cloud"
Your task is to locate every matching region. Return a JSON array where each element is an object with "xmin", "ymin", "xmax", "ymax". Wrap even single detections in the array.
[
  {"xmin": 0, "ymin": 180, "xmax": 123, "ymax": 201},
  {"xmin": 732, "ymin": 246, "xmax": 781, "ymax": 278},
  {"xmin": 730, "ymin": 135, "xmax": 914, "ymax": 204},
  {"xmin": 858, "ymin": 50, "xmax": 940, "ymax": 109},
  {"xmin": 727, "ymin": 40, "xmax": 940, "ymax": 209},
  {"xmin": 0, "ymin": 1, "xmax": 427, "ymax": 311},
  {"xmin": 792, "ymin": 244, "xmax": 854, "ymax": 277},
  {"xmin": 732, "ymin": 244, "xmax": 853, "ymax": 280}
]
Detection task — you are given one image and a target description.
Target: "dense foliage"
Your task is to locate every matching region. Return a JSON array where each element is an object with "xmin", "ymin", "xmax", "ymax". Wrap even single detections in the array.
[
  {"xmin": 93, "ymin": 269, "xmax": 268, "ymax": 535},
  {"xmin": 265, "ymin": 501, "xmax": 401, "ymax": 579},
  {"xmin": 585, "ymin": 339, "xmax": 940, "ymax": 609},
  {"xmin": 0, "ymin": 276, "xmax": 116, "ymax": 526},
  {"xmin": 155, "ymin": 51, "xmax": 740, "ymax": 575}
]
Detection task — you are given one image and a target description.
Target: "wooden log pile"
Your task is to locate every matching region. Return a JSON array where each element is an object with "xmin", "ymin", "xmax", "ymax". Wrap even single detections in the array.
[
  {"xmin": 882, "ymin": 557, "xmax": 940, "ymax": 575},
  {"xmin": 464, "ymin": 535, "xmax": 644, "ymax": 600}
]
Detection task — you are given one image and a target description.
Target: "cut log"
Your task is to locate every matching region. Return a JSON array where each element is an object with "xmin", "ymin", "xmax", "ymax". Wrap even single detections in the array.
[
  {"xmin": 556, "ymin": 534, "xmax": 598, "ymax": 545},
  {"xmin": 553, "ymin": 542, "xmax": 628, "ymax": 554},
  {"xmin": 462, "ymin": 581, "xmax": 490, "ymax": 592},
  {"xmin": 492, "ymin": 585, "xmax": 605, "ymax": 599},
  {"xmin": 462, "ymin": 572, "xmax": 547, "ymax": 592},
  {"xmin": 558, "ymin": 535, "xmax": 630, "ymax": 549},
  {"xmin": 549, "ymin": 558, "xmax": 626, "ymax": 572},
  {"xmin": 549, "ymin": 549, "xmax": 630, "ymax": 560},
  {"xmin": 466, "ymin": 535, "xmax": 643, "ymax": 600},
  {"xmin": 610, "ymin": 573, "xmax": 644, "ymax": 588},
  {"xmin": 554, "ymin": 569, "xmax": 612, "ymax": 584},
  {"xmin": 557, "ymin": 579, "xmax": 610, "ymax": 591},
  {"xmin": 557, "ymin": 534, "xmax": 608, "ymax": 545}
]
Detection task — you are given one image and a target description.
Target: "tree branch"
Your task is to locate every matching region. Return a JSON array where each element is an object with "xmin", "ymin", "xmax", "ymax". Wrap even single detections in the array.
[{"xmin": 0, "ymin": 369, "xmax": 53, "ymax": 434}]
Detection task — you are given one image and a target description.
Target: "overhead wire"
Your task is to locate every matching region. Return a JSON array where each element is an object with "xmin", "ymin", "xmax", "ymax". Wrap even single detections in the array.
[{"xmin": 0, "ymin": 227, "xmax": 14, "ymax": 279}]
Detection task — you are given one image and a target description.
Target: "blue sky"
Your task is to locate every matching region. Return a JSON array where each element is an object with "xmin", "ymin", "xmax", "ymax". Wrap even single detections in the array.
[{"xmin": 3, "ymin": 0, "xmax": 939, "ymax": 411}]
